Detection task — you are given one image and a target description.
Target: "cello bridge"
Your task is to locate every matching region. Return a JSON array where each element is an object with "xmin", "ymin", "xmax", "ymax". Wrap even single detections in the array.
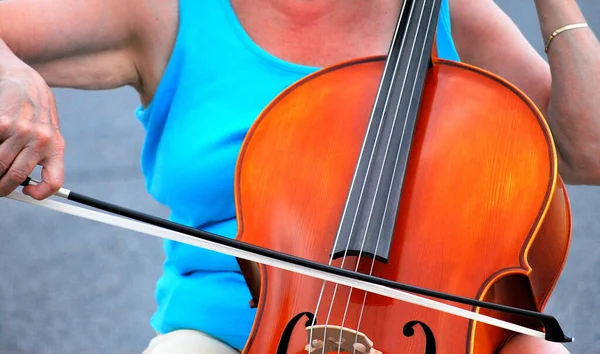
[{"xmin": 305, "ymin": 325, "xmax": 382, "ymax": 354}]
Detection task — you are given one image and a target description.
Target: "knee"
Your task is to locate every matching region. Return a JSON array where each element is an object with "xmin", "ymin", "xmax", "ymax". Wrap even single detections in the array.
[
  {"xmin": 499, "ymin": 334, "xmax": 570, "ymax": 354},
  {"xmin": 143, "ymin": 330, "xmax": 240, "ymax": 354}
]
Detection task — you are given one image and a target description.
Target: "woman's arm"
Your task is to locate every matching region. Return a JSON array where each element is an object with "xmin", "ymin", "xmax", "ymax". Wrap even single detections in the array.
[
  {"xmin": 532, "ymin": 0, "xmax": 600, "ymax": 184},
  {"xmin": 0, "ymin": 0, "xmax": 145, "ymax": 89},
  {"xmin": 450, "ymin": 0, "xmax": 600, "ymax": 185},
  {"xmin": 0, "ymin": 0, "xmax": 178, "ymax": 199}
]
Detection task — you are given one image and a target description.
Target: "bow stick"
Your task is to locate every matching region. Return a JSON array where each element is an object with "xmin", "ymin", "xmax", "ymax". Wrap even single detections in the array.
[{"xmin": 4, "ymin": 177, "xmax": 573, "ymax": 343}]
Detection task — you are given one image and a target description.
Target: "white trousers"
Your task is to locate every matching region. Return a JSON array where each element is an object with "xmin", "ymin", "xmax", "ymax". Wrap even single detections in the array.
[{"xmin": 142, "ymin": 330, "xmax": 240, "ymax": 354}]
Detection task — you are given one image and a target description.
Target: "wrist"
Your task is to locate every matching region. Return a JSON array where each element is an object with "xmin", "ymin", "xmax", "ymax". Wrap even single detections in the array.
[
  {"xmin": 533, "ymin": 0, "xmax": 586, "ymax": 37},
  {"xmin": 0, "ymin": 39, "xmax": 12, "ymax": 74},
  {"xmin": 0, "ymin": 38, "xmax": 25, "ymax": 78}
]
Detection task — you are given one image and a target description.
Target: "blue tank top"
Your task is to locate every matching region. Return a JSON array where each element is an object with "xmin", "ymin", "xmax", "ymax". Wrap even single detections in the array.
[{"xmin": 135, "ymin": 0, "xmax": 460, "ymax": 350}]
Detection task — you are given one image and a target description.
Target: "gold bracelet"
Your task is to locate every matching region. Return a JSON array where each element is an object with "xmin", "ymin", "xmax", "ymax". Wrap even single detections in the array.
[{"xmin": 545, "ymin": 22, "xmax": 589, "ymax": 53}]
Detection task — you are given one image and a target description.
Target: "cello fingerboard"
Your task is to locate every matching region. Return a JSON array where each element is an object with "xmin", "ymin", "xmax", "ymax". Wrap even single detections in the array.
[{"xmin": 332, "ymin": 0, "xmax": 442, "ymax": 262}]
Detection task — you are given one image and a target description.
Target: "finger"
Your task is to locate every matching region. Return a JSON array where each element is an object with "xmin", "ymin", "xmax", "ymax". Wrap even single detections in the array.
[
  {"xmin": 22, "ymin": 151, "xmax": 64, "ymax": 200},
  {"xmin": 0, "ymin": 147, "xmax": 40, "ymax": 197},
  {"xmin": 0, "ymin": 134, "xmax": 28, "ymax": 178}
]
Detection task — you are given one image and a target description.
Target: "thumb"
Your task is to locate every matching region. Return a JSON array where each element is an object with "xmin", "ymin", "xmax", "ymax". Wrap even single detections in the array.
[{"xmin": 22, "ymin": 155, "xmax": 64, "ymax": 200}]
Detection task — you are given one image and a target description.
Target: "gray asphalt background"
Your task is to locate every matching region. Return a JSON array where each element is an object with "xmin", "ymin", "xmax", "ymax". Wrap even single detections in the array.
[{"xmin": 0, "ymin": 1, "xmax": 599, "ymax": 353}]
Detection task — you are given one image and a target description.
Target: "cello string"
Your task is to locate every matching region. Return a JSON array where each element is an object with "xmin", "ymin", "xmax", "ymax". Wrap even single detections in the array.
[
  {"xmin": 309, "ymin": 0, "xmax": 413, "ymax": 351},
  {"xmin": 318, "ymin": 2, "xmax": 418, "ymax": 353},
  {"xmin": 352, "ymin": 0, "xmax": 437, "ymax": 345},
  {"xmin": 333, "ymin": 1, "xmax": 429, "ymax": 351},
  {"xmin": 347, "ymin": 0, "xmax": 438, "ymax": 351},
  {"xmin": 331, "ymin": 0, "xmax": 424, "ymax": 350}
]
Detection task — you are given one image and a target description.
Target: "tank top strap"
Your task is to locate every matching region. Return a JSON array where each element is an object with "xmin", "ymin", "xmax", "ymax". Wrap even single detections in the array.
[{"xmin": 437, "ymin": 0, "xmax": 461, "ymax": 61}]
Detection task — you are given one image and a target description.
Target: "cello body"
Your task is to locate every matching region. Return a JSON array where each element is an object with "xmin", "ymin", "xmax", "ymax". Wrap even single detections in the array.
[{"xmin": 234, "ymin": 57, "xmax": 571, "ymax": 353}]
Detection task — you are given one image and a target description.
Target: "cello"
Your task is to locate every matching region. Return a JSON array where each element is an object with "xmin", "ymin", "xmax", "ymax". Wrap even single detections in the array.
[
  {"xmin": 8, "ymin": 0, "xmax": 573, "ymax": 352},
  {"xmin": 232, "ymin": 0, "xmax": 572, "ymax": 352}
]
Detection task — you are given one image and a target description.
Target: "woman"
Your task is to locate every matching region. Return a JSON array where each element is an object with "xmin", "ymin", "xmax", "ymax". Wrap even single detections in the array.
[{"xmin": 0, "ymin": 0, "xmax": 597, "ymax": 353}]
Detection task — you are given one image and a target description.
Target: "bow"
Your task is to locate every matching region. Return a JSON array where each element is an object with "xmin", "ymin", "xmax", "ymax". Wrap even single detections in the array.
[{"xmin": 4, "ymin": 176, "xmax": 573, "ymax": 344}]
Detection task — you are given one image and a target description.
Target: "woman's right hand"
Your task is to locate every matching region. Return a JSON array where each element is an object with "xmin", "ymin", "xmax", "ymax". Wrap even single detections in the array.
[
  {"xmin": 0, "ymin": 0, "xmax": 180, "ymax": 200},
  {"xmin": 0, "ymin": 58, "xmax": 65, "ymax": 200}
]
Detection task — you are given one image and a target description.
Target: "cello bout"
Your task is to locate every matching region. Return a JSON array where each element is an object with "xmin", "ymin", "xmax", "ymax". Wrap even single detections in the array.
[{"xmin": 234, "ymin": 55, "xmax": 571, "ymax": 353}]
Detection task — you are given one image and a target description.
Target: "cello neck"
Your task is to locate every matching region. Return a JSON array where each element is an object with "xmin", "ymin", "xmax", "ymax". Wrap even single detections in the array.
[{"xmin": 332, "ymin": 0, "xmax": 442, "ymax": 262}]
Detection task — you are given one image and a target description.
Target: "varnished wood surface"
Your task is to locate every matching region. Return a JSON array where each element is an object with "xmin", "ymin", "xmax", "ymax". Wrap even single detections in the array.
[{"xmin": 235, "ymin": 58, "xmax": 570, "ymax": 353}]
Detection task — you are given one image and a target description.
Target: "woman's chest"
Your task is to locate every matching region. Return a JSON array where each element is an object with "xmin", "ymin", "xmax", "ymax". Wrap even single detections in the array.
[{"xmin": 229, "ymin": 0, "xmax": 403, "ymax": 67}]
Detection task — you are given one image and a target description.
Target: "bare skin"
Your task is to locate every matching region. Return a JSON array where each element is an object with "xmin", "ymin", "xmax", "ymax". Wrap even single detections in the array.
[{"xmin": 0, "ymin": 0, "xmax": 598, "ymax": 352}]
